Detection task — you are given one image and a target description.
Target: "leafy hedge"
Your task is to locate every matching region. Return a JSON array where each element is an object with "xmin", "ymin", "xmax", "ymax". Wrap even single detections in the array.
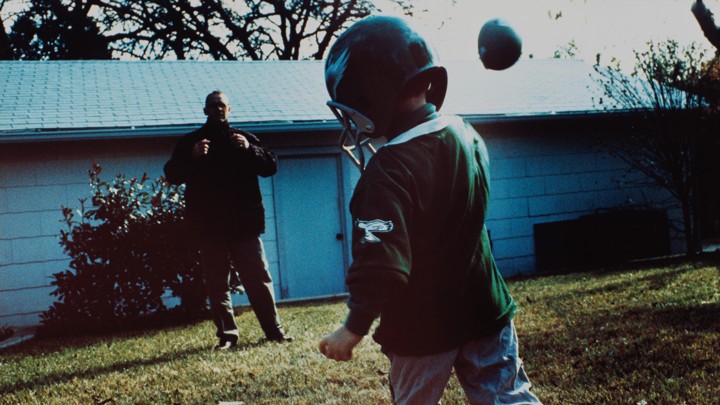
[{"xmin": 39, "ymin": 164, "xmax": 207, "ymax": 336}]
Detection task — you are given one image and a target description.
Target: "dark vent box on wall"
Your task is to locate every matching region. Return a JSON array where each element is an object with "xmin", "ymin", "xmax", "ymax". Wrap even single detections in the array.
[{"xmin": 534, "ymin": 210, "xmax": 671, "ymax": 272}]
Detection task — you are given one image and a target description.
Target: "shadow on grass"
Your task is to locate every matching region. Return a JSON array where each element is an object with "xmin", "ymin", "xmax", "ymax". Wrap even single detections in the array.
[
  {"xmin": 520, "ymin": 253, "xmax": 718, "ymax": 317},
  {"xmin": 2, "ymin": 318, "xmax": 205, "ymax": 357},
  {"xmin": 581, "ymin": 303, "xmax": 718, "ymax": 382},
  {"xmin": 1, "ymin": 298, "xmax": 329, "ymax": 358},
  {"xmin": 517, "ymin": 255, "xmax": 719, "ymax": 403},
  {"xmin": 0, "ymin": 345, "xmax": 204, "ymax": 395},
  {"xmin": 513, "ymin": 250, "xmax": 720, "ymax": 282},
  {"xmin": 0, "ymin": 334, "xmax": 274, "ymax": 397},
  {"xmin": 523, "ymin": 300, "xmax": 720, "ymax": 390},
  {"xmin": 548, "ymin": 264, "xmax": 689, "ymax": 303}
]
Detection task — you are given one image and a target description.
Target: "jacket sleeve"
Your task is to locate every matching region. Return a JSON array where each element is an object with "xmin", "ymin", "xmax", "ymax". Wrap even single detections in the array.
[
  {"xmin": 343, "ymin": 166, "xmax": 413, "ymax": 336},
  {"xmin": 345, "ymin": 267, "xmax": 405, "ymax": 336},
  {"xmin": 164, "ymin": 136, "xmax": 195, "ymax": 185},
  {"xmin": 236, "ymin": 130, "xmax": 277, "ymax": 177}
]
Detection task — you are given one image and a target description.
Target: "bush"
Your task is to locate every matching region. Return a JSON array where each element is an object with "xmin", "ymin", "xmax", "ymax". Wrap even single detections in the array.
[
  {"xmin": 0, "ymin": 326, "xmax": 13, "ymax": 342},
  {"xmin": 39, "ymin": 164, "xmax": 207, "ymax": 336}
]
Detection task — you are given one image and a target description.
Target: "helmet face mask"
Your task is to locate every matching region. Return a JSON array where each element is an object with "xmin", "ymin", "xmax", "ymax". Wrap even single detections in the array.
[
  {"xmin": 325, "ymin": 16, "xmax": 447, "ymax": 172},
  {"xmin": 327, "ymin": 100, "xmax": 377, "ymax": 171}
]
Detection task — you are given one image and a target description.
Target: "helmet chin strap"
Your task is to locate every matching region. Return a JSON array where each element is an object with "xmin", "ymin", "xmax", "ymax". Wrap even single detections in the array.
[{"xmin": 327, "ymin": 101, "xmax": 378, "ymax": 172}]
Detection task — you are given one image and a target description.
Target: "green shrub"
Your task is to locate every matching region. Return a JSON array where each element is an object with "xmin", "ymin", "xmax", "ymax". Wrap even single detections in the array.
[{"xmin": 39, "ymin": 164, "xmax": 207, "ymax": 336}]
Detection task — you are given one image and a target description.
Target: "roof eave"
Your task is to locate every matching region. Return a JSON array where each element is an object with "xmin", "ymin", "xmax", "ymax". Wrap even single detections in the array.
[
  {"xmin": 461, "ymin": 109, "xmax": 639, "ymax": 125},
  {"xmin": 0, "ymin": 110, "xmax": 641, "ymax": 144},
  {"xmin": 0, "ymin": 120, "xmax": 343, "ymax": 144}
]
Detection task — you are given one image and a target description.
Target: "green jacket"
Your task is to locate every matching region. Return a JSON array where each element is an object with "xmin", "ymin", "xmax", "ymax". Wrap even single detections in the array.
[{"xmin": 345, "ymin": 114, "xmax": 516, "ymax": 355}]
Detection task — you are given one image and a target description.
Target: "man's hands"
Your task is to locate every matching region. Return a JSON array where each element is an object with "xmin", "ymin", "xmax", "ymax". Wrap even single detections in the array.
[
  {"xmin": 192, "ymin": 132, "xmax": 250, "ymax": 160},
  {"xmin": 230, "ymin": 132, "xmax": 250, "ymax": 149},
  {"xmin": 319, "ymin": 326, "xmax": 363, "ymax": 362},
  {"xmin": 193, "ymin": 139, "xmax": 211, "ymax": 159}
]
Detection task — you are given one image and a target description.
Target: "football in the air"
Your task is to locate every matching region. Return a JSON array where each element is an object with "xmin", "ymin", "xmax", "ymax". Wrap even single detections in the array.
[{"xmin": 478, "ymin": 18, "xmax": 522, "ymax": 70}]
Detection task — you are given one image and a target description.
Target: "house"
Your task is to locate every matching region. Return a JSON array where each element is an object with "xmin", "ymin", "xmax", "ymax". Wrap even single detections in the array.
[{"xmin": 0, "ymin": 59, "xmax": 683, "ymax": 336}]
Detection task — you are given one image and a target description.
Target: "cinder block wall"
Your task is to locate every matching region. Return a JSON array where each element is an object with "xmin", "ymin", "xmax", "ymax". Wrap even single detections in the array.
[
  {"xmin": 0, "ymin": 137, "xmax": 287, "ymax": 330},
  {"xmin": 0, "ymin": 135, "xmax": 333, "ymax": 331},
  {"xmin": 0, "ymin": 139, "xmax": 170, "ymax": 327},
  {"xmin": 0, "ymin": 125, "xmax": 685, "ymax": 330},
  {"xmin": 0, "ymin": 138, "xmax": 276, "ymax": 328},
  {"xmin": 482, "ymin": 128, "xmax": 682, "ymax": 277}
]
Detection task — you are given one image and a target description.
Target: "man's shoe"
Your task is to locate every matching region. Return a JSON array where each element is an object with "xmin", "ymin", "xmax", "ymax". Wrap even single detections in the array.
[
  {"xmin": 266, "ymin": 334, "xmax": 294, "ymax": 343},
  {"xmin": 214, "ymin": 339, "xmax": 237, "ymax": 350}
]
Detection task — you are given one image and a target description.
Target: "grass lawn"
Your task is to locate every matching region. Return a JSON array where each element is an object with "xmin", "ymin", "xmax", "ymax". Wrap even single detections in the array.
[{"xmin": 1, "ymin": 255, "xmax": 718, "ymax": 404}]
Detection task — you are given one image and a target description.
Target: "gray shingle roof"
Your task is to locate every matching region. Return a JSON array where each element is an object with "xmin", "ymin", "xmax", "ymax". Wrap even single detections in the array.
[
  {"xmin": 445, "ymin": 59, "xmax": 601, "ymax": 117},
  {"xmin": 0, "ymin": 59, "xmax": 608, "ymax": 141}
]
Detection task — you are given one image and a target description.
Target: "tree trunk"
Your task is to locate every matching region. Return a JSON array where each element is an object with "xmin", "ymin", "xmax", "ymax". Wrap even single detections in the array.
[
  {"xmin": 0, "ymin": 18, "xmax": 14, "ymax": 60},
  {"xmin": 681, "ymin": 196, "xmax": 700, "ymax": 256}
]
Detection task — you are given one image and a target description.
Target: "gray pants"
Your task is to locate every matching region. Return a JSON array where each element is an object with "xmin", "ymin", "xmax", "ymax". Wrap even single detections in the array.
[
  {"xmin": 385, "ymin": 321, "xmax": 541, "ymax": 405},
  {"xmin": 197, "ymin": 235, "xmax": 282, "ymax": 342}
]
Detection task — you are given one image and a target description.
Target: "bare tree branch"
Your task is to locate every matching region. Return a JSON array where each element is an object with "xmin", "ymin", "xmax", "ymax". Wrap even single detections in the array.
[
  {"xmin": 593, "ymin": 40, "xmax": 718, "ymax": 255},
  {"xmin": 692, "ymin": 0, "xmax": 720, "ymax": 53}
]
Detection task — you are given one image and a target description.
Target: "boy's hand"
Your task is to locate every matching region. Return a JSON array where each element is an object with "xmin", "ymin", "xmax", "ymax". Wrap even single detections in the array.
[{"xmin": 319, "ymin": 326, "xmax": 363, "ymax": 361}]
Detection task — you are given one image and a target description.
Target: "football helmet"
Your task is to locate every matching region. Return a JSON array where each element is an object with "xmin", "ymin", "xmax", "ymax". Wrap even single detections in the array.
[{"xmin": 325, "ymin": 16, "xmax": 448, "ymax": 170}]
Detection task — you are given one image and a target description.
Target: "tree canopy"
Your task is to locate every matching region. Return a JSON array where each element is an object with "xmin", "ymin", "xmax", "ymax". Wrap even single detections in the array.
[
  {"xmin": 8, "ymin": 0, "xmax": 111, "ymax": 60},
  {"xmin": 1, "ymin": 0, "xmax": 414, "ymax": 60}
]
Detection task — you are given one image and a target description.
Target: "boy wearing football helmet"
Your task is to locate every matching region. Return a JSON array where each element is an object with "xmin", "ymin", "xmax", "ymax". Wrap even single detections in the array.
[{"xmin": 319, "ymin": 16, "xmax": 541, "ymax": 404}]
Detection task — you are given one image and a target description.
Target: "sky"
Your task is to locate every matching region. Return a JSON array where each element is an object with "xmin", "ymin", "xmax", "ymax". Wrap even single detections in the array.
[
  {"xmin": 376, "ymin": 0, "xmax": 713, "ymax": 70},
  {"xmin": 1, "ymin": 0, "xmax": 715, "ymax": 69}
]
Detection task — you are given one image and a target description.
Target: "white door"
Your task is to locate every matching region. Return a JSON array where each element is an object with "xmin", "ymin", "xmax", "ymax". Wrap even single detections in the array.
[{"xmin": 274, "ymin": 155, "xmax": 347, "ymax": 299}]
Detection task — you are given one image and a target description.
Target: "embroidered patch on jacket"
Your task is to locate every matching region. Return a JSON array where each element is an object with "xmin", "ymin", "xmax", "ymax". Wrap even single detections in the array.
[{"xmin": 355, "ymin": 219, "xmax": 394, "ymax": 244}]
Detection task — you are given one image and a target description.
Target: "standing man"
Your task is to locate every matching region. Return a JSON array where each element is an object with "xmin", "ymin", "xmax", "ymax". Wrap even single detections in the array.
[
  {"xmin": 318, "ymin": 17, "xmax": 541, "ymax": 404},
  {"xmin": 165, "ymin": 91, "xmax": 291, "ymax": 350}
]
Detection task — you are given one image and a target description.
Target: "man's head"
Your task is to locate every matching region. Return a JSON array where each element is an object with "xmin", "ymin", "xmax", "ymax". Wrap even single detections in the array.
[
  {"xmin": 324, "ymin": 16, "xmax": 447, "ymax": 170},
  {"xmin": 204, "ymin": 91, "xmax": 231, "ymax": 123}
]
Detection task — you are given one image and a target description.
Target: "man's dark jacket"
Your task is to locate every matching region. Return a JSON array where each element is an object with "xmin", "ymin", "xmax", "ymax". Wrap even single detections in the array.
[{"xmin": 164, "ymin": 121, "xmax": 277, "ymax": 238}]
